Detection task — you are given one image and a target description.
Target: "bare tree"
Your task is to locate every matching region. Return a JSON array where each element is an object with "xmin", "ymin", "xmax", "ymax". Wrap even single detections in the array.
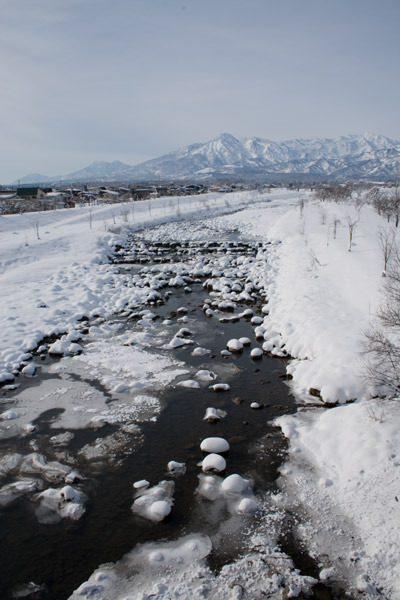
[
  {"xmin": 87, "ymin": 207, "xmax": 93, "ymax": 229},
  {"xmin": 315, "ymin": 183, "xmax": 352, "ymax": 203},
  {"xmin": 120, "ymin": 206, "xmax": 129, "ymax": 223},
  {"xmin": 332, "ymin": 216, "xmax": 341, "ymax": 239},
  {"xmin": 308, "ymin": 249, "xmax": 321, "ymax": 270},
  {"xmin": 377, "ymin": 227, "xmax": 395, "ymax": 276},
  {"xmin": 346, "ymin": 215, "xmax": 358, "ymax": 252},
  {"xmin": 30, "ymin": 216, "xmax": 41, "ymax": 239},
  {"xmin": 364, "ymin": 246, "xmax": 400, "ymax": 394},
  {"xmin": 390, "ymin": 186, "xmax": 400, "ymax": 227},
  {"xmin": 371, "ymin": 187, "xmax": 400, "ymax": 225},
  {"xmin": 299, "ymin": 197, "xmax": 305, "ymax": 219}
]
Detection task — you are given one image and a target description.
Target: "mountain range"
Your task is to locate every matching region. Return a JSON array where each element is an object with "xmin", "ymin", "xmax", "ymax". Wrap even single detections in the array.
[{"xmin": 13, "ymin": 132, "xmax": 400, "ymax": 185}]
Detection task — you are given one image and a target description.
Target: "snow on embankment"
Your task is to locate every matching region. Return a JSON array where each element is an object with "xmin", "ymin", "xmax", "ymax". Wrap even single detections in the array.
[
  {"xmin": 233, "ymin": 198, "xmax": 400, "ymax": 597},
  {"xmin": 251, "ymin": 201, "xmax": 383, "ymax": 404},
  {"xmin": 276, "ymin": 399, "xmax": 400, "ymax": 598}
]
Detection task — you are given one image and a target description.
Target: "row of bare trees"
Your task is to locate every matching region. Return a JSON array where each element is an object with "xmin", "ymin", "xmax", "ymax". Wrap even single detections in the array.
[
  {"xmin": 368, "ymin": 186, "xmax": 400, "ymax": 227},
  {"xmin": 364, "ymin": 242, "xmax": 400, "ymax": 395},
  {"xmin": 314, "ymin": 183, "xmax": 400, "ymax": 396}
]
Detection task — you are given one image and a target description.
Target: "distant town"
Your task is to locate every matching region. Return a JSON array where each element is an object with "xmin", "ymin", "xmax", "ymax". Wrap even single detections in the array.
[{"xmin": 0, "ymin": 181, "xmax": 280, "ymax": 215}]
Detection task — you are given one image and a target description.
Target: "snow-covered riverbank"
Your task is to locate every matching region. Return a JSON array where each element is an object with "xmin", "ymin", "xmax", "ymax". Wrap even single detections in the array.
[
  {"xmin": 1, "ymin": 189, "xmax": 400, "ymax": 599},
  {"xmin": 0, "ymin": 191, "xmax": 270, "ymax": 381},
  {"xmin": 224, "ymin": 198, "xmax": 400, "ymax": 598}
]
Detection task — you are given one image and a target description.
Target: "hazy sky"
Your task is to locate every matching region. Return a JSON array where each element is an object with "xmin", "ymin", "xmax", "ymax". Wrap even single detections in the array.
[{"xmin": 1, "ymin": 0, "xmax": 399, "ymax": 183}]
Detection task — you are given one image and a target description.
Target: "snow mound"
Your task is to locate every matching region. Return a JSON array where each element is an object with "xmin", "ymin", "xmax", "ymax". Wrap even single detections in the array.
[
  {"xmin": 69, "ymin": 534, "xmax": 212, "ymax": 599},
  {"xmin": 167, "ymin": 461, "xmax": 186, "ymax": 475},
  {"xmin": 226, "ymin": 339, "xmax": 243, "ymax": 352},
  {"xmin": 177, "ymin": 379, "xmax": 200, "ymax": 389},
  {"xmin": 195, "ymin": 369, "xmax": 217, "ymax": 382},
  {"xmin": 221, "ymin": 473, "xmax": 249, "ymax": 494},
  {"xmin": 250, "ymin": 348, "xmax": 263, "ymax": 359},
  {"xmin": 1, "ymin": 410, "xmax": 20, "ymax": 420},
  {"xmin": 34, "ymin": 485, "xmax": 86, "ymax": 524},
  {"xmin": 203, "ymin": 407, "xmax": 227, "ymax": 422},
  {"xmin": 132, "ymin": 480, "xmax": 174, "ymax": 522},
  {"xmin": 209, "ymin": 383, "xmax": 230, "ymax": 392},
  {"xmin": 201, "ymin": 453, "xmax": 226, "ymax": 473},
  {"xmin": 191, "ymin": 347, "xmax": 211, "ymax": 357},
  {"xmin": 200, "ymin": 437, "xmax": 230, "ymax": 453}
]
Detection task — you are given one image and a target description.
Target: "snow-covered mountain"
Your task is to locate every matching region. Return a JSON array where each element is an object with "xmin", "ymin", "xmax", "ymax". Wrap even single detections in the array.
[
  {"xmin": 61, "ymin": 160, "xmax": 132, "ymax": 182},
  {"xmin": 12, "ymin": 172, "xmax": 53, "ymax": 185},
  {"xmin": 119, "ymin": 132, "xmax": 400, "ymax": 182},
  {"xmin": 13, "ymin": 133, "xmax": 400, "ymax": 184}
]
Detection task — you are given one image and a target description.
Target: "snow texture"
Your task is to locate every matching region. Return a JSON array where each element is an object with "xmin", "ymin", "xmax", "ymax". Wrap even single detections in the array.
[{"xmin": 1, "ymin": 188, "xmax": 400, "ymax": 598}]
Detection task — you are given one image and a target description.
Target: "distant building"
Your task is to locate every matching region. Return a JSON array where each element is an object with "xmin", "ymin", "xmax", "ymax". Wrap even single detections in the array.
[
  {"xmin": 131, "ymin": 188, "xmax": 152, "ymax": 200},
  {"xmin": 16, "ymin": 187, "xmax": 52, "ymax": 201}
]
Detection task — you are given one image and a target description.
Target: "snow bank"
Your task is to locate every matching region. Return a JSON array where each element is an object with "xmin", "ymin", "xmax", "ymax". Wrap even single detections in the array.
[
  {"xmin": 69, "ymin": 534, "xmax": 214, "ymax": 600},
  {"xmin": 276, "ymin": 398, "xmax": 400, "ymax": 598}
]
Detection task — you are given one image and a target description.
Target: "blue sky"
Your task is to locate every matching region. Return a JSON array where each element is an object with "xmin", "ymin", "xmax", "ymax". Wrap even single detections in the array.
[{"xmin": 1, "ymin": 0, "xmax": 399, "ymax": 182}]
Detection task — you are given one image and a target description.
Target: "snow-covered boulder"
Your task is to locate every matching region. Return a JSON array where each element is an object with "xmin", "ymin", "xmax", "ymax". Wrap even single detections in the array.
[
  {"xmin": 201, "ymin": 453, "xmax": 226, "ymax": 473},
  {"xmin": 200, "ymin": 437, "xmax": 230, "ymax": 453},
  {"xmin": 221, "ymin": 474, "xmax": 249, "ymax": 494},
  {"xmin": 1, "ymin": 410, "xmax": 20, "ymax": 420},
  {"xmin": 226, "ymin": 339, "xmax": 243, "ymax": 352},
  {"xmin": 191, "ymin": 347, "xmax": 211, "ymax": 357},
  {"xmin": 195, "ymin": 370, "xmax": 217, "ymax": 382},
  {"xmin": 250, "ymin": 402, "xmax": 262, "ymax": 409},
  {"xmin": 237, "ymin": 497, "xmax": 259, "ymax": 514},
  {"xmin": 132, "ymin": 480, "xmax": 174, "ymax": 522},
  {"xmin": 209, "ymin": 383, "xmax": 230, "ymax": 392},
  {"xmin": 34, "ymin": 486, "xmax": 86, "ymax": 524},
  {"xmin": 203, "ymin": 407, "xmax": 227, "ymax": 422},
  {"xmin": 167, "ymin": 461, "xmax": 186, "ymax": 475},
  {"xmin": 177, "ymin": 379, "xmax": 200, "ymax": 389},
  {"xmin": 21, "ymin": 363, "xmax": 36, "ymax": 376}
]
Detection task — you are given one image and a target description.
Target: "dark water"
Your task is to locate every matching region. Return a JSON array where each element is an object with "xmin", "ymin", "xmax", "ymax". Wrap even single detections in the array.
[{"xmin": 0, "ymin": 240, "xmax": 333, "ymax": 600}]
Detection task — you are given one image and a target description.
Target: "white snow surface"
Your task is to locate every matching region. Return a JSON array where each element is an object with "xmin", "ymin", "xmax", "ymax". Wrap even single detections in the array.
[
  {"xmin": 276, "ymin": 399, "xmax": 400, "ymax": 598},
  {"xmin": 200, "ymin": 437, "xmax": 230, "ymax": 454},
  {"xmin": 2, "ymin": 190, "xmax": 400, "ymax": 598}
]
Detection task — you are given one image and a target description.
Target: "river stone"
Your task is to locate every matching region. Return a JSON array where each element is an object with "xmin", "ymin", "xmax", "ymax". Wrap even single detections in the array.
[
  {"xmin": 200, "ymin": 437, "xmax": 230, "ymax": 454},
  {"xmin": 237, "ymin": 497, "xmax": 258, "ymax": 514},
  {"xmin": 149, "ymin": 500, "xmax": 171, "ymax": 521},
  {"xmin": 201, "ymin": 453, "xmax": 226, "ymax": 473},
  {"xmin": 227, "ymin": 339, "xmax": 244, "ymax": 352},
  {"xmin": 222, "ymin": 474, "xmax": 248, "ymax": 493}
]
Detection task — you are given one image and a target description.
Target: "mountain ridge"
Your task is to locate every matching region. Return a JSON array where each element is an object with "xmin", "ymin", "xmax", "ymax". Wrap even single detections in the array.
[{"xmin": 11, "ymin": 132, "xmax": 400, "ymax": 185}]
